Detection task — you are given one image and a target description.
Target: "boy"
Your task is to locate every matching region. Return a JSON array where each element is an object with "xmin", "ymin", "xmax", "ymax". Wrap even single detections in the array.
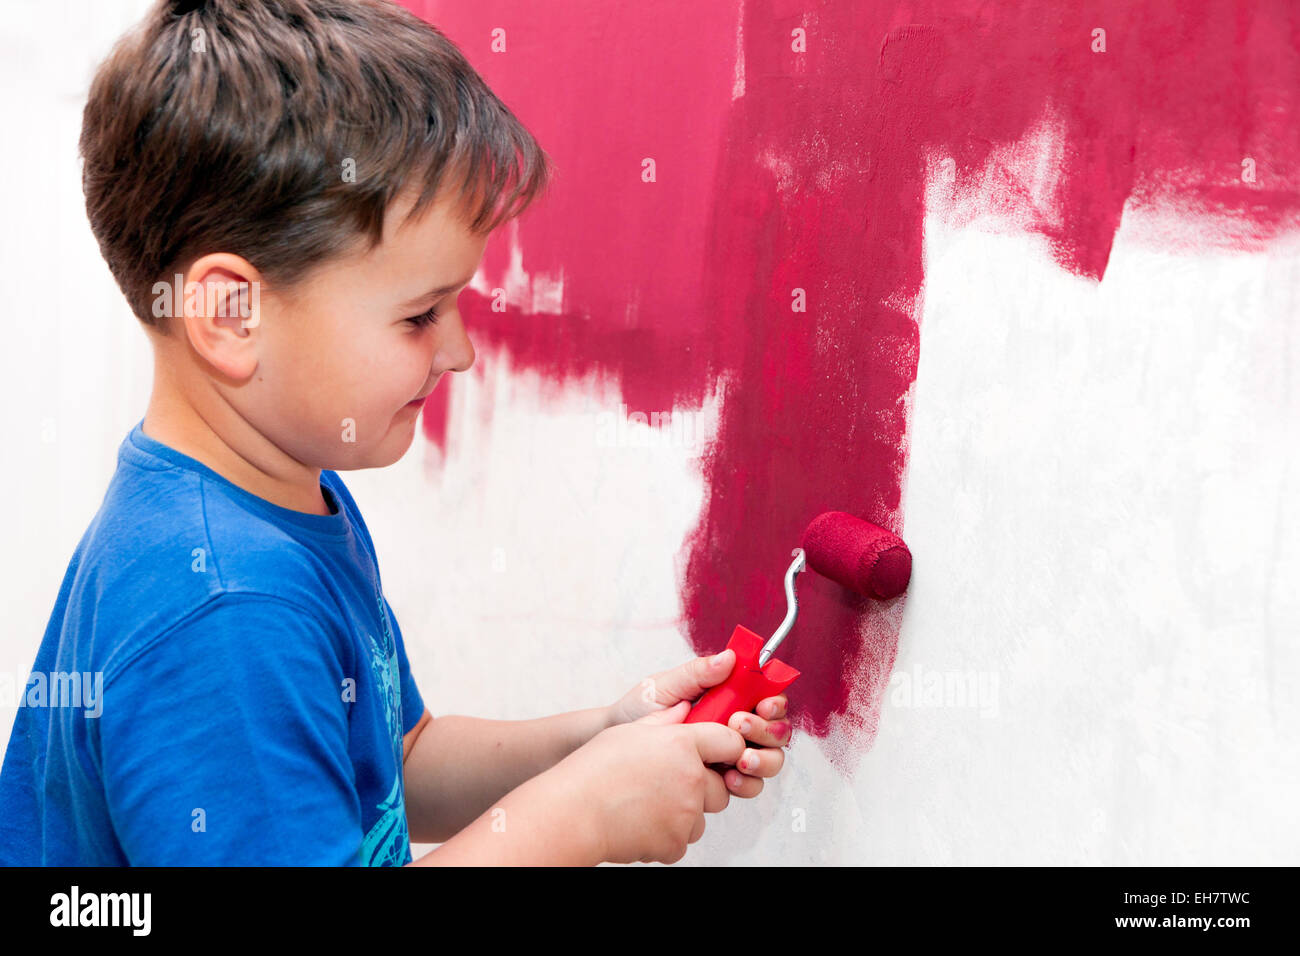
[{"xmin": 0, "ymin": 0, "xmax": 790, "ymax": 866}]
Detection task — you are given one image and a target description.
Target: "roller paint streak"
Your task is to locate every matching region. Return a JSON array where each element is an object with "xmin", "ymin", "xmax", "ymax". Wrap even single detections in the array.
[{"xmin": 409, "ymin": 0, "xmax": 1300, "ymax": 766}]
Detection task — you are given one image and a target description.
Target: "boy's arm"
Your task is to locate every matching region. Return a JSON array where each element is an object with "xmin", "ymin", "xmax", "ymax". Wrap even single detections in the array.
[
  {"xmin": 405, "ymin": 763, "xmax": 603, "ymax": 866},
  {"xmin": 401, "ymin": 705, "xmax": 614, "ymax": 845}
]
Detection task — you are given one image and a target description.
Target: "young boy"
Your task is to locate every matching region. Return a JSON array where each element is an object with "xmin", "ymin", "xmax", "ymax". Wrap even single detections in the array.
[{"xmin": 0, "ymin": 0, "xmax": 791, "ymax": 866}]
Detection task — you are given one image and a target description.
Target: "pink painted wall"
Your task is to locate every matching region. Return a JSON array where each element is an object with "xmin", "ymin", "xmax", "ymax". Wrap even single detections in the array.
[{"xmin": 403, "ymin": 0, "xmax": 1299, "ymax": 771}]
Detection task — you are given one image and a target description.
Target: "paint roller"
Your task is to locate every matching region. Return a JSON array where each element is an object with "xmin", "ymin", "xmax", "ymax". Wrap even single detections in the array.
[{"xmin": 685, "ymin": 511, "xmax": 912, "ymax": 726}]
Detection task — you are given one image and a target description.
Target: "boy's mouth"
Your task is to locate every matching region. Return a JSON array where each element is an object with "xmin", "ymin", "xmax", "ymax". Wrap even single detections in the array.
[{"xmin": 406, "ymin": 378, "xmax": 440, "ymax": 407}]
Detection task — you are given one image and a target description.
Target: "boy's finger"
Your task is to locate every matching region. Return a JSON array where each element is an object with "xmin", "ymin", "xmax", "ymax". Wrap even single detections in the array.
[
  {"xmin": 724, "ymin": 767, "xmax": 764, "ymax": 798},
  {"xmin": 688, "ymin": 722, "xmax": 747, "ymax": 767},
  {"xmin": 689, "ymin": 649, "xmax": 735, "ymax": 690},
  {"xmin": 634, "ymin": 699, "xmax": 690, "ymax": 724},
  {"xmin": 733, "ymin": 745, "xmax": 785, "ymax": 779},
  {"xmin": 702, "ymin": 767, "xmax": 730, "ymax": 813},
  {"xmin": 756, "ymin": 695, "xmax": 787, "ymax": 720},
  {"xmin": 727, "ymin": 711, "xmax": 792, "ymax": 748}
]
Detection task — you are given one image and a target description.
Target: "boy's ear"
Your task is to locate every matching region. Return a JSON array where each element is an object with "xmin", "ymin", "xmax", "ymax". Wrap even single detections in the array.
[
  {"xmin": 183, "ymin": 256, "xmax": 261, "ymax": 331},
  {"xmin": 179, "ymin": 254, "xmax": 264, "ymax": 380}
]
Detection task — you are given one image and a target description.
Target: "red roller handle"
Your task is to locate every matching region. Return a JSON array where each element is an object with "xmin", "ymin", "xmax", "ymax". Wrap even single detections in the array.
[{"xmin": 685, "ymin": 625, "xmax": 800, "ymax": 726}]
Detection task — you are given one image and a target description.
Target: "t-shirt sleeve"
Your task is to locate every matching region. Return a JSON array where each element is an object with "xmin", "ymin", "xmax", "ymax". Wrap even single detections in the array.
[
  {"xmin": 99, "ymin": 593, "xmax": 364, "ymax": 866},
  {"xmin": 383, "ymin": 595, "xmax": 425, "ymax": 736}
]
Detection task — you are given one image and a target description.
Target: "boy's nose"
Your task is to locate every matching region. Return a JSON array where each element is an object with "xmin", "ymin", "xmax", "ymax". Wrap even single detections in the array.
[
  {"xmin": 437, "ymin": 312, "xmax": 475, "ymax": 374},
  {"xmin": 447, "ymin": 332, "xmax": 475, "ymax": 373}
]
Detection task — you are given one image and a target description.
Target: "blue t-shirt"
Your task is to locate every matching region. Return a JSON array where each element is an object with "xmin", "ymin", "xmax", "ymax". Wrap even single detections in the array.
[{"xmin": 0, "ymin": 419, "xmax": 425, "ymax": 865}]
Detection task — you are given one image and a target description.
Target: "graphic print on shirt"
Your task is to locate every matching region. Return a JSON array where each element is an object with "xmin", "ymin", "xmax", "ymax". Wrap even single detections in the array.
[{"xmin": 359, "ymin": 593, "xmax": 409, "ymax": 866}]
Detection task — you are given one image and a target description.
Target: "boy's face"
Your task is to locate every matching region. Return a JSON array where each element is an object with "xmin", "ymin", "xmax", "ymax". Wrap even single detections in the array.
[{"xmin": 220, "ymin": 186, "xmax": 488, "ymax": 471}]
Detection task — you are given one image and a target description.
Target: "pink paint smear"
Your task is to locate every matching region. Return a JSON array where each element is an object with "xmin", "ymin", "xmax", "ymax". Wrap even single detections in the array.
[{"xmin": 407, "ymin": 0, "xmax": 1300, "ymax": 773}]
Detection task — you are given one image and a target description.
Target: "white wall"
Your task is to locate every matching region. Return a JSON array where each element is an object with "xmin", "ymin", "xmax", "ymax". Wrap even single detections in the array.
[{"xmin": 0, "ymin": 0, "xmax": 159, "ymax": 711}]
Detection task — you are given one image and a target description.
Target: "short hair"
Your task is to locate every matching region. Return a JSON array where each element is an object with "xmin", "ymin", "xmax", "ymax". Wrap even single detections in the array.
[{"xmin": 79, "ymin": 0, "xmax": 553, "ymax": 331}]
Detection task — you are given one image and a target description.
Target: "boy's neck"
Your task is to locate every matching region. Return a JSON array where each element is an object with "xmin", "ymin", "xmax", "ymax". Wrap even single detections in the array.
[{"xmin": 142, "ymin": 370, "xmax": 333, "ymax": 518}]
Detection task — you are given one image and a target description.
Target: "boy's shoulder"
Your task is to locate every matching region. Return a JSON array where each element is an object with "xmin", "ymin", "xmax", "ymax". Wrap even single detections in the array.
[
  {"xmin": 104, "ymin": 418, "xmax": 367, "ymax": 572},
  {"xmin": 64, "ymin": 422, "xmax": 376, "ymax": 682}
]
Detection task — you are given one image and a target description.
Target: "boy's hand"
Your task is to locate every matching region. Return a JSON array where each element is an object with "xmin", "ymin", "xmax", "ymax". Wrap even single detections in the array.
[{"xmin": 605, "ymin": 650, "xmax": 791, "ymax": 797}]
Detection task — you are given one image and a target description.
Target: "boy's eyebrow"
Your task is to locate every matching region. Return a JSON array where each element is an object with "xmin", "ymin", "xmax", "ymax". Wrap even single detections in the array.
[{"xmin": 398, "ymin": 272, "xmax": 477, "ymax": 307}]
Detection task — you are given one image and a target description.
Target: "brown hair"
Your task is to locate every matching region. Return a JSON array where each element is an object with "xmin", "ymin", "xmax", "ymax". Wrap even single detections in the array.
[{"xmin": 79, "ymin": 0, "xmax": 553, "ymax": 331}]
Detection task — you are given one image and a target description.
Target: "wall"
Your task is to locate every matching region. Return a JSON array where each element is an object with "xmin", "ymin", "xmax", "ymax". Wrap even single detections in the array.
[{"xmin": 0, "ymin": 0, "xmax": 1295, "ymax": 865}]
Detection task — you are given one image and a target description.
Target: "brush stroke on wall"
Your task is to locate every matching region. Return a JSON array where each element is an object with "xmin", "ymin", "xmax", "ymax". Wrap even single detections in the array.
[{"xmin": 405, "ymin": 0, "xmax": 1299, "ymax": 771}]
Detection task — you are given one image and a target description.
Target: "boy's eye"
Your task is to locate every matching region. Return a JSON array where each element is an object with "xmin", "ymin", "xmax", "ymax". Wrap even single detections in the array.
[{"xmin": 405, "ymin": 304, "xmax": 441, "ymax": 328}]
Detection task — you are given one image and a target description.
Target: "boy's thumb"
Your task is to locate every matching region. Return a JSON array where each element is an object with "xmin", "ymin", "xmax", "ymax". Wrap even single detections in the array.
[{"xmin": 634, "ymin": 699, "xmax": 692, "ymax": 725}]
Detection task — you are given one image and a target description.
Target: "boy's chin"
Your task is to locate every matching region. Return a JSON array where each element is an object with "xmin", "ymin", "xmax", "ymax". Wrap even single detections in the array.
[
  {"xmin": 322, "ymin": 423, "xmax": 416, "ymax": 471},
  {"xmin": 371, "ymin": 421, "xmax": 420, "ymax": 468}
]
